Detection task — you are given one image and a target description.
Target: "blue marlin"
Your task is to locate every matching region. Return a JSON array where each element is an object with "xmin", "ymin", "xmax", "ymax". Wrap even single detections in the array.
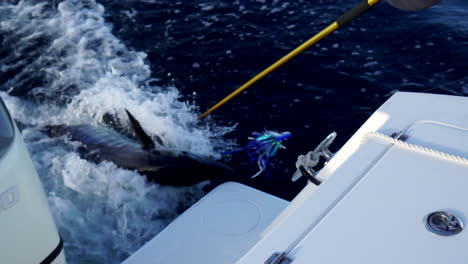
[{"xmin": 52, "ymin": 110, "xmax": 233, "ymax": 186}]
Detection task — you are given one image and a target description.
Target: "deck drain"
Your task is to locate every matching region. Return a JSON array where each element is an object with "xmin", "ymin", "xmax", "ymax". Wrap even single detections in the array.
[{"xmin": 426, "ymin": 211, "xmax": 463, "ymax": 236}]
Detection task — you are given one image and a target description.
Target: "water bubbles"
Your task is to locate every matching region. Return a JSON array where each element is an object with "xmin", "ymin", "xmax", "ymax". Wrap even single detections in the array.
[
  {"xmin": 122, "ymin": 8, "xmax": 137, "ymax": 20},
  {"xmin": 199, "ymin": 3, "xmax": 215, "ymax": 11},
  {"xmin": 363, "ymin": 61, "xmax": 378, "ymax": 67}
]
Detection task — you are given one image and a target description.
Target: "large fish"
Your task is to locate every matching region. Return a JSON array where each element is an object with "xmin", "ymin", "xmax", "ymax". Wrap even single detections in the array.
[{"xmin": 52, "ymin": 110, "xmax": 233, "ymax": 186}]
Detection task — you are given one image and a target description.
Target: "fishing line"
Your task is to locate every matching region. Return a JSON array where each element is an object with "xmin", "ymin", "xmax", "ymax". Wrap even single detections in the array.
[{"xmin": 419, "ymin": 76, "xmax": 468, "ymax": 94}]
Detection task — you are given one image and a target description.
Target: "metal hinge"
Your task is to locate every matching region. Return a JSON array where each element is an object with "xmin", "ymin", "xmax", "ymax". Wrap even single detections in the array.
[{"xmin": 265, "ymin": 252, "xmax": 292, "ymax": 264}]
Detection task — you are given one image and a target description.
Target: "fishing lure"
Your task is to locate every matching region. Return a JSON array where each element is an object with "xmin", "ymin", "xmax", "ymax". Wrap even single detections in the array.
[{"xmin": 226, "ymin": 131, "xmax": 291, "ymax": 178}]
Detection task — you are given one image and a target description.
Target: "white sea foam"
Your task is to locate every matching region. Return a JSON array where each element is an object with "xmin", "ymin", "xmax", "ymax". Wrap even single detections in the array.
[{"xmin": 0, "ymin": 0, "xmax": 234, "ymax": 263}]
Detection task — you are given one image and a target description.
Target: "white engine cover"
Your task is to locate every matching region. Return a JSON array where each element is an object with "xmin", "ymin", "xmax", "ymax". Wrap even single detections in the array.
[{"xmin": 0, "ymin": 117, "xmax": 65, "ymax": 263}]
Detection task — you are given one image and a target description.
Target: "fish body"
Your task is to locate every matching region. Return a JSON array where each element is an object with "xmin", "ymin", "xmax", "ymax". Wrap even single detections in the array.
[{"xmin": 54, "ymin": 112, "xmax": 232, "ymax": 186}]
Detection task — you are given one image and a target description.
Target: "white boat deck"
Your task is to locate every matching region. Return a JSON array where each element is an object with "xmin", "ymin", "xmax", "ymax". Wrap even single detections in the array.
[
  {"xmin": 237, "ymin": 92, "xmax": 468, "ymax": 263},
  {"xmin": 123, "ymin": 92, "xmax": 468, "ymax": 264},
  {"xmin": 122, "ymin": 182, "xmax": 287, "ymax": 264}
]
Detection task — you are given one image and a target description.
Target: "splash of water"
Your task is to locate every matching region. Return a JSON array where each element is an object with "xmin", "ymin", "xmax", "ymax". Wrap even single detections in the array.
[{"xmin": 0, "ymin": 0, "xmax": 235, "ymax": 263}]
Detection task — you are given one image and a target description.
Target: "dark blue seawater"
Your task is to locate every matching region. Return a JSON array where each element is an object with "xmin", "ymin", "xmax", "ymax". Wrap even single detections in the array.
[
  {"xmin": 97, "ymin": 0, "xmax": 468, "ymax": 198},
  {"xmin": 0, "ymin": 0, "xmax": 467, "ymax": 263}
]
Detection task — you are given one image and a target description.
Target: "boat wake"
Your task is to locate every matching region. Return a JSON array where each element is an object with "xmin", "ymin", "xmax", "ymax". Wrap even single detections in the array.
[{"xmin": 0, "ymin": 1, "xmax": 234, "ymax": 263}]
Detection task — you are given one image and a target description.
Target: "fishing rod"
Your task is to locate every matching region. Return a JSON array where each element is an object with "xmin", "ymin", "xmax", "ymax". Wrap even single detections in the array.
[
  {"xmin": 198, "ymin": 0, "xmax": 381, "ymax": 119},
  {"xmin": 198, "ymin": 0, "xmax": 441, "ymax": 119}
]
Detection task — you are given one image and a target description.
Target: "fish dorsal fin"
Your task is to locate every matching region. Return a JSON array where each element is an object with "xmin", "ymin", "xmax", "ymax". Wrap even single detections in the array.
[{"xmin": 125, "ymin": 109, "xmax": 155, "ymax": 150}]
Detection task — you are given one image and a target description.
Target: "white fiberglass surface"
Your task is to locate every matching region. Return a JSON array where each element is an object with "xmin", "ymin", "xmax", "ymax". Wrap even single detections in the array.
[{"xmin": 0, "ymin": 98, "xmax": 14, "ymax": 152}]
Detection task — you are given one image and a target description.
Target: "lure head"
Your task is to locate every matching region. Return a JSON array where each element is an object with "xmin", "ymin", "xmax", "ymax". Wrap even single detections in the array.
[
  {"xmin": 276, "ymin": 131, "xmax": 291, "ymax": 141},
  {"xmin": 257, "ymin": 130, "xmax": 291, "ymax": 141}
]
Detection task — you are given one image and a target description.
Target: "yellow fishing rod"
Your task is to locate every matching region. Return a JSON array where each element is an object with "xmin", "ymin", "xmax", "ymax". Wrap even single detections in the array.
[{"xmin": 199, "ymin": 0, "xmax": 381, "ymax": 119}]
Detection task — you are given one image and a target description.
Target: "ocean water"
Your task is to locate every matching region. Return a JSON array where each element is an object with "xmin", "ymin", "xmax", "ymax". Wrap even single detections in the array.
[{"xmin": 0, "ymin": 0, "xmax": 467, "ymax": 263}]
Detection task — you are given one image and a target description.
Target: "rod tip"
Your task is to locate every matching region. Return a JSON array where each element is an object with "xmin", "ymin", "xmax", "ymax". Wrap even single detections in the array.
[{"xmin": 198, "ymin": 111, "xmax": 209, "ymax": 120}]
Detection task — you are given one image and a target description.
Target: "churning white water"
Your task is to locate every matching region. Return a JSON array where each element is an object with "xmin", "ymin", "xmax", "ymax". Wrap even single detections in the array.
[{"xmin": 0, "ymin": 1, "xmax": 234, "ymax": 263}]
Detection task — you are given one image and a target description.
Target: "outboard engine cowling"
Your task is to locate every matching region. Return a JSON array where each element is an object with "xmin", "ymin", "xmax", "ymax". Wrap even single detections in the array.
[{"xmin": 0, "ymin": 98, "xmax": 66, "ymax": 263}]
